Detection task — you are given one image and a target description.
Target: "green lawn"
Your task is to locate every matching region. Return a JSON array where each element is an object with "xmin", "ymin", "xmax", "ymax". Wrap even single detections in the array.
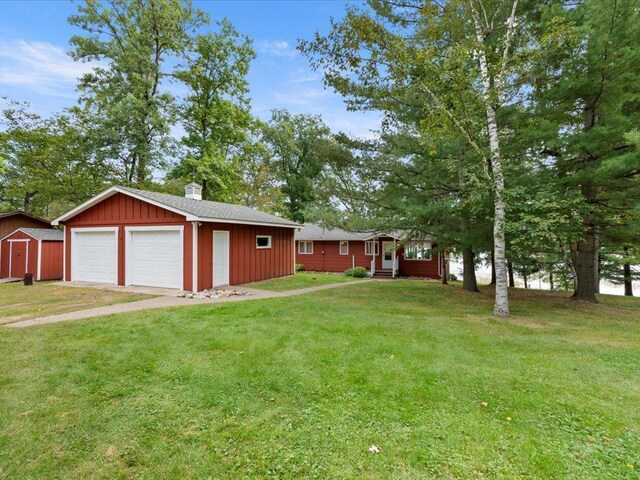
[
  {"xmin": 245, "ymin": 271, "xmax": 366, "ymax": 291},
  {"xmin": 0, "ymin": 282, "xmax": 153, "ymax": 325},
  {"xmin": 1, "ymin": 282, "xmax": 639, "ymax": 479}
]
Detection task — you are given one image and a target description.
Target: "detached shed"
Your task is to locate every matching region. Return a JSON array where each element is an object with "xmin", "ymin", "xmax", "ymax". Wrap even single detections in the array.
[{"xmin": 0, "ymin": 228, "xmax": 64, "ymax": 281}]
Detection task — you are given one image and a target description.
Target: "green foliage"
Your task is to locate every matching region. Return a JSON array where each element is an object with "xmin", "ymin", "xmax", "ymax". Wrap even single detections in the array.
[
  {"xmin": 68, "ymin": 0, "xmax": 209, "ymax": 186},
  {"xmin": 170, "ymin": 19, "xmax": 256, "ymax": 202},
  {"xmin": 295, "ymin": 263, "xmax": 305, "ymax": 272},
  {"xmin": 344, "ymin": 266, "xmax": 368, "ymax": 278}
]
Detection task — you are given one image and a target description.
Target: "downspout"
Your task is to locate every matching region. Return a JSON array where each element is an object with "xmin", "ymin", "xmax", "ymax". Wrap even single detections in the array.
[{"xmin": 192, "ymin": 221, "xmax": 199, "ymax": 293}]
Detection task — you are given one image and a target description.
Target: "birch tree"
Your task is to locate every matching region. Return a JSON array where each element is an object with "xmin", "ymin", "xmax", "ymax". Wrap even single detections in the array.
[{"xmin": 301, "ymin": 0, "xmax": 529, "ymax": 317}]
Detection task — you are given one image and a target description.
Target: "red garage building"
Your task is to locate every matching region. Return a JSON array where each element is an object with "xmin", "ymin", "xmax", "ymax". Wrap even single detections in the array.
[
  {"xmin": 52, "ymin": 184, "xmax": 299, "ymax": 291},
  {"xmin": 0, "ymin": 228, "xmax": 64, "ymax": 281},
  {"xmin": 295, "ymin": 223, "xmax": 442, "ymax": 279}
]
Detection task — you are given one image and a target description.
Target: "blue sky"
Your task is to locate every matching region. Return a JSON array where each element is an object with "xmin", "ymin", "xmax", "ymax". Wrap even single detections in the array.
[{"xmin": 0, "ymin": 0, "xmax": 380, "ymax": 138}]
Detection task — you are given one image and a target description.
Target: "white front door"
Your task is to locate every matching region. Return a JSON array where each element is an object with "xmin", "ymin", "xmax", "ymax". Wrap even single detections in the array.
[
  {"xmin": 126, "ymin": 227, "xmax": 183, "ymax": 289},
  {"xmin": 382, "ymin": 241, "xmax": 395, "ymax": 269},
  {"xmin": 72, "ymin": 228, "xmax": 118, "ymax": 284},
  {"xmin": 213, "ymin": 231, "xmax": 230, "ymax": 287}
]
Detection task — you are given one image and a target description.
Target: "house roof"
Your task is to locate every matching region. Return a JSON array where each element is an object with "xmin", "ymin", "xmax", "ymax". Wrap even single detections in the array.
[
  {"xmin": 0, "ymin": 211, "xmax": 50, "ymax": 224},
  {"xmin": 295, "ymin": 223, "xmax": 371, "ymax": 241},
  {"xmin": 296, "ymin": 223, "xmax": 436, "ymax": 242},
  {"xmin": 19, "ymin": 228, "xmax": 64, "ymax": 241},
  {"xmin": 52, "ymin": 186, "xmax": 300, "ymax": 228}
]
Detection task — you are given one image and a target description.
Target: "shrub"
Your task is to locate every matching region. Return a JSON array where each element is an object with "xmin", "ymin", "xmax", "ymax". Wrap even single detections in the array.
[
  {"xmin": 295, "ymin": 264, "xmax": 305, "ymax": 272},
  {"xmin": 448, "ymin": 273, "xmax": 458, "ymax": 282},
  {"xmin": 344, "ymin": 266, "xmax": 368, "ymax": 278}
]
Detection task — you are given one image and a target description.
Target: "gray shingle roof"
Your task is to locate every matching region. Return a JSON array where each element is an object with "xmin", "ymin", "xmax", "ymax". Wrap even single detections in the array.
[
  {"xmin": 295, "ymin": 223, "xmax": 372, "ymax": 241},
  {"xmin": 20, "ymin": 228, "xmax": 63, "ymax": 241},
  {"xmin": 119, "ymin": 187, "xmax": 299, "ymax": 228}
]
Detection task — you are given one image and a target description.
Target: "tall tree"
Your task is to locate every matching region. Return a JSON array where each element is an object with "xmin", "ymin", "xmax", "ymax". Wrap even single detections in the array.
[
  {"xmin": 262, "ymin": 110, "xmax": 336, "ymax": 223},
  {"xmin": 170, "ymin": 19, "xmax": 255, "ymax": 201},
  {"xmin": 68, "ymin": 0, "xmax": 208, "ymax": 186},
  {"xmin": 301, "ymin": 0, "xmax": 531, "ymax": 317},
  {"xmin": 532, "ymin": 0, "xmax": 640, "ymax": 302}
]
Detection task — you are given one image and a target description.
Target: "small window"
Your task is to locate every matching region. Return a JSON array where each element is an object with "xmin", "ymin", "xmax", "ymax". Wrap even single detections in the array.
[
  {"xmin": 298, "ymin": 240, "xmax": 313, "ymax": 254},
  {"xmin": 256, "ymin": 235, "xmax": 272, "ymax": 249},
  {"xmin": 339, "ymin": 241, "xmax": 349, "ymax": 255},
  {"xmin": 365, "ymin": 240, "xmax": 379, "ymax": 256},
  {"xmin": 404, "ymin": 241, "xmax": 432, "ymax": 260}
]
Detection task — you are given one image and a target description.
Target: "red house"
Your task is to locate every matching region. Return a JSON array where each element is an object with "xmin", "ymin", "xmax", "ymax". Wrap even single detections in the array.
[
  {"xmin": 295, "ymin": 223, "xmax": 442, "ymax": 279},
  {"xmin": 52, "ymin": 184, "xmax": 299, "ymax": 291},
  {"xmin": 0, "ymin": 228, "xmax": 64, "ymax": 281}
]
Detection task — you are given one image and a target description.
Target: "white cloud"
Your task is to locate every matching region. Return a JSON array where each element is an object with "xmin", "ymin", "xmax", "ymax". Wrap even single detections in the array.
[
  {"xmin": 256, "ymin": 40, "xmax": 298, "ymax": 58},
  {"xmin": 272, "ymin": 87, "xmax": 329, "ymax": 106},
  {"xmin": 0, "ymin": 40, "xmax": 97, "ymax": 97}
]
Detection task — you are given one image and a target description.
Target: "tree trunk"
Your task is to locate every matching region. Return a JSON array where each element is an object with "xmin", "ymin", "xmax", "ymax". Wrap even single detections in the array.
[
  {"xmin": 462, "ymin": 246, "xmax": 479, "ymax": 292},
  {"xmin": 490, "ymin": 250, "xmax": 497, "ymax": 285},
  {"xmin": 572, "ymin": 220, "xmax": 599, "ymax": 302},
  {"xmin": 624, "ymin": 246, "xmax": 633, "ymax": 296},
  {"xmin": 523, "ymin": 271, "xmax": 528, "ymax": 289},
  {"xmin": 549, "ymin": 269, "xmax": 554, "ymax": 290},
  {"xmin": 507, "ymin": 261, "xmax": 515, "ymax": 288},
  {"xmin": 441, "ymin": 250, "xmax": 448, "ymax": 285}
]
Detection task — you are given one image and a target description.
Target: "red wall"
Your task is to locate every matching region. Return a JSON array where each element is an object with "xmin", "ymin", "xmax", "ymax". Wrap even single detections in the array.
[
  {"xmin": 0, "ymin": 231, "xmax": 37, "ymax": 279},
  {"xmin": 40, "ymin": 241, "xmax": 64, "ymax": 280},
  {"xmin": 295, "ymin": 237, "xmax": 441, "ymax": 279},
  {"xmin": 295, "ymin": 240, "xmax": 371, "ymax": 272},
  {"xmin": 1, "ymin": 231, "xmax": 65, "ymax": 281},
  {"xmin": 198, "ymin": 223, "xmax": 294, "ymax": 288},
  {"xmin": 62, "ymin": 192, "xmax": 294, "ymax": 289}
]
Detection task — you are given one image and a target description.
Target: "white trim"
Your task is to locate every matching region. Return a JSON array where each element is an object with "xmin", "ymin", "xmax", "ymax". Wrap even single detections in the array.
[
  {"xmin": 0, "ymin": 228, "xmax": 38, "ymax": 242},
  {"xmin": 71, "ymin": 226, "xmax": 119, "ymax": 284},
  {"xmin": 363, "ymin": 233, "xmax": 402, "ymax": 241},
  {"xmin": 298, "ymin": 240, "xmax": 313, "ymax": 255},
  {"xmin": 292, "ymin": 233, "xmax": 296, "ymax": 274},
  {"xmin": 365, "ymin": 240, "xmax": 379, "ymax": 256},
  {"xmin": 37, "ymin": 240, "xmax": 42, "ymax": 281},
  {"xmin": 51, "ymin": 186, "xmax": 301, "ymax": 229},
  {"xmin": 124, "ymin": 225, "xmax": 184, "ymax": 289},
  {"xmin": 256, "ymin": 235, "xmax": 272, "ymax": 249},
  {"xmin": 62, "ymin": 226, "xmax": 66, "ymax": 281},
  {"xmin": 192, "ymin": 222, "xmax": 199, "ymax": 293},
  {"xmin": 403, "ymin": 240, "xmax": 433, "ymax": 261},
  {"xmin": 339, "ymin": 240, "xmax": 349, "ymax": 255},
  {"xmin": 212, "ymin": 230, "xmax": 230, "ymax": 287},
  {"xmin": 382, "ymin": 241, "xmax": 395, "ymax": 269},
  {"xmin": 8, "ymin": 239, "xmax": 30, "ymax": 278}
]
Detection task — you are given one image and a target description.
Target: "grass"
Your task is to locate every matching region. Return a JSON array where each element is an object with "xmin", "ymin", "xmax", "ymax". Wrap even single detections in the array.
[
  {"xmin": 245, "ymin": 270, "xmax": 365, "ymax": 291},
  {"xmin": 0, "ymin": 282, "xmax": 153, "ymax": 325},
  {"xmin": 0, "ymin": 281, "xmax": 639, "ymax": 479}
]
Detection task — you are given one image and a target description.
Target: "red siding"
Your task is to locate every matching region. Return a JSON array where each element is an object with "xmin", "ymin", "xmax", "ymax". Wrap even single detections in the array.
[
  {"xmin": 198, "ymin": 223, "xmax": 294, "ymax": 287},
  {"xmin": 40, "ymin": 241, "xmax": 64, "ymax": 280},
  {"xmin": 0, "ymin": 231, "xmax": 63, "ymax": 280},
  {"xmin": 63, "ymin": 192, "xmax": 293, "ymax": 289},
  {"xmin": 63, "ymin": 193, "xmax": 193, "ymax": 290},
  {"xmin": 295, "ymin": 240, "xmax": 371, "ymax": 273},
  {"xmin": 295, "ymin": 236, "xmax": 441, "ymax": 279}
]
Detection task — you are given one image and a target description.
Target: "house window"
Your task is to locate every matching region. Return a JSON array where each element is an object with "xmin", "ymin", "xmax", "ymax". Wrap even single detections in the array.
[
  {"xmin": 365, "ymin": 240, "xmax": 379, "ymax": 256},
  {"xmin": 339, "ymin": 241, "xmax": 349, "ymax": 255},
  {"xmin": 404, "ymin": 241, "xmax": 432, "ymax": 260},
  {"xmin": 298, "ymin": 240, "xmax": 313, "ymax": 254},
  {"xmin": 256, "ymin": 235, "xmax": 272, "ymax": 249}
]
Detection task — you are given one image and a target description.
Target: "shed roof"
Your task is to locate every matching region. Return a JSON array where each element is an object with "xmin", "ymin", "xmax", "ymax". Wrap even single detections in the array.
[
  {"xmin": 53, "ymin": 186, "xmax": 300, "ymax": 228},
  {"xmin": 0, "ymin": 211, "xmax": 50, "ymax": 224},
  {"xmin": 19, "ymin": 228, "xmax": 64, "ymax": 241}
]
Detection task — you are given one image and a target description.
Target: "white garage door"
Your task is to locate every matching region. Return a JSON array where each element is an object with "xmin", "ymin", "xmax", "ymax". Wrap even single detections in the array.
[
  {"xmin": 72, "ymin": 229, "xmax": 118, "ymax": 284},
  {"xmin": 126, "ymin": 228, "xmax": 183, "ymax": 289}
]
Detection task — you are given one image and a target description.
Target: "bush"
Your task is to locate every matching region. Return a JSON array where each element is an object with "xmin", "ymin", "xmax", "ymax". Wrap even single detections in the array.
[
  {"xmin": 344, "ymin": 267, "xmax": 368, "ymax": 278},
  {"xmin": 295, "ymin": 264, "xmax": 305, "ymax": 272},
  {"xmin": 448, "ymin": 273, "xmax": 458, "ymax": 282}
]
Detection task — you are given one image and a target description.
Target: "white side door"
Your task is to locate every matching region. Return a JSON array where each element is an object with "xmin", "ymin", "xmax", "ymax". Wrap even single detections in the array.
[
  {"xmin": 126, "ymin": 227, "xmax": 183, "ymax": 289},
  {"xmin": 382, "ymin": 241, "xmax": 395, "ymax": 269},
  {"xmin": 72, "ymin": 228, "xmax": 118, "ymax": 284},
  {"xmin": 212, "ymin": 231, "xmax": 230, "ymax": 287}
]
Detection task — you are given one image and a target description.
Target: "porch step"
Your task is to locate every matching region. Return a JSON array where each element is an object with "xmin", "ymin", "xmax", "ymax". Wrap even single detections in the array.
[{"xmin": 372, "ymin": 269, "xmax": 394, "ymax": 279}]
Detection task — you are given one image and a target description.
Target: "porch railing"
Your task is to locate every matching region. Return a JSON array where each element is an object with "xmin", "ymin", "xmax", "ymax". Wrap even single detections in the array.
[
  {"xmin": 370, "ymin": 257, "xmax": 376, "ymax": 276},
  {"xmin": 392, "ymin": 256, "xmax": 399, "ymax": 278}
]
